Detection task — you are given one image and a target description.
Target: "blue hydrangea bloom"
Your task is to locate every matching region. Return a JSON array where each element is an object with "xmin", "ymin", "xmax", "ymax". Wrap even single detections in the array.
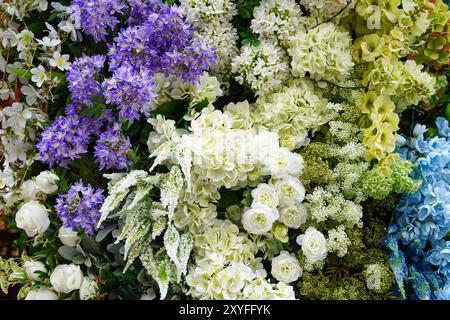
[{"xmin": 384, "ymin": 117, "xmax": 450, "ymax": 300}]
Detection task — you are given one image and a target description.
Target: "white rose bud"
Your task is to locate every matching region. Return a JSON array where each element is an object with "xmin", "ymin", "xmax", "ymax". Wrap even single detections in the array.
[
  {"xmin": 279, "ymin": 204, "xmax": 308, "ymax": 229},
  {"xmin": 242, "ymin": 203, "xmax": 279, "ymax": 235},
  {"xmin": 251, "ymin": 183, "xmax": 279, "ymax": 209},
  {"xmin": 296, "ymin": 227, "xmax": 328, "ymax": 264},
  {"xmin": 271, "ymin": 251, "xmax": 303, "ymax": 283},
  {"xmin": 50, "ymin": 264, "xmax": 83, "ymax": 293},
  {"xmin": 15, "ymin": 201, "xmax": 50, "ymax": 237},
  {"xmin": 35, "ymin": 171, "xmax": 59, "ymax": 194},
  {"xmin": 23, "ymin": 260, "xmax": 47, "ymax": 281},
  {"xmin": 58, "ymin": 226, "xmax": 80, "ymax": 247},
  {"xmin": 272, "ymin": 176, "xmax": 305, "ymax": 207},
  {"xmin": 20, "ymin": 180, "xmax": 38, "ymax": 201},
  {"xmin": 79, "ymin": 277, "xmax": 99, "ymax": 300},
  {"xmin": 25, "ymin": 287, "xmax": 58, "ymax": 300}
]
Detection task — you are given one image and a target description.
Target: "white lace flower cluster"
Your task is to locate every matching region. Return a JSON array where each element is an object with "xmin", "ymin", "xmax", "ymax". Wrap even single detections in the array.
[
  {"xmin": 288, "ymin": 22, "xmax": 354, "ymax": 83},
  {"xmin": 186, "ymin": 219, "xmax": 295, "ymax": 299},
  {"xmin": 250, "ymin": 0, "xmax": 304, "ymax": 42},
  {"xmin": 231, "ymin": 40, "xmax": 290, "ymax": 96},
  {"xmin": 181, "ymin": 0, "xmax": 239, "ymax": 86}
]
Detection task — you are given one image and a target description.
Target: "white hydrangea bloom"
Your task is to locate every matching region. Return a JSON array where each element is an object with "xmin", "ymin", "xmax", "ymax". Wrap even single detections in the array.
[
  {"xmin": 186, "ymin": 219, "xmax": 296, "ymax": 300},
  {"xmin": 147, "ymin": 115, "xmax": 177, "ymax": 153},
  {"xmin": 251, "ymin": 0, "xmax": 304, "ymax": 42},
  {"xmin": 301, "ymin": 0, "xmax": 356, "ymax": 21},
  {"xmin": 232, "ymin": 40, "xmax": 290, "ymax": 96},
  {"xmin": 288, "ymin": 22, "xmax": 354, "ymax": 83},
  {"xmin": 254, "ymin": 79, "xmax": 341, "ymax": 150},
  {"xmin": 179, "ymin": 107, "xmax": 304, "ymax": 190},
  {"xmin": 223, "ymin": 100, "xmax": 254, "ymax": 130}
]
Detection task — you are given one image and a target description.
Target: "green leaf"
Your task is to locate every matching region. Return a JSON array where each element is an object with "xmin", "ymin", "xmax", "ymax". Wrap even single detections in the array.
[
  {"xmin": 13, "ymin": 231, "xmax": 27, "ymax": 248},
  {"xmin": 217, "ymin": 188, "xmax": 241, "ymax": 209},
  {"xmin": 252, "ymin": 39, "xmax": 261, "ymax": 47},
  {"xmin": 80, "ymin": 102, "xmax": 105, "ymax": 120},
  {"xmin": 152, "ymin": 99, "xmax": 189, "ymax": 121},
  {"xmin": 238, "ymin": 7, "xmax": 252, "ymax": 19},
  {"xmin": 27, "ymin": 21, "xmax": 46, "ymax": 37},
  {"xmin": 51, "ymin": 70, "xmax": 67, "ymax": 86},
  {"xmin": 241, "ymin": 38, "xmax": 252, "ymax": 46},
  {"xmin": 241, "ymin": 188, "xmax": 253, "ymax": 207},
  {"xmin": 7, "ymin": 67, "xmax": 32, "ymax": 80},
  {"xmin": 193, "ymin": 98, "xmax": 209, "ymax": 112},
  {"xmin": 47, "ymin": 12, "xmax": 59, "ymax": 22}
]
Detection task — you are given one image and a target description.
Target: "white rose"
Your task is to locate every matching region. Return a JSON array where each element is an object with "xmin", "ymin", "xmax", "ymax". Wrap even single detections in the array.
[
  {"xmin": 271, "ymin": 251, "xmax": 303, "ymax": 283},
  {"xmin": 272, "ymin": 176, "xmax": 305, "ymax": 207},
  {"xmin": 20, "ymin": 180, "xmax": 38, "ymax": 201},
  {"xmin": 58, "ymin": 226, "xmax": 80, "ymax": 247},
  {"xmin": 50, "ymin": 264, "xmax": 83, "ymax": 293},
  {"xmin": 25, "ymin": 287, "xmax": 58, "ymax": 300},
  {"xmin": 15, "ymin": 201, "xmax": 50, "ymax": 237},
  {"xmin": 296, "ymin": 227, "xmax": 328, "ymax": 264},
  {"xmin": 35, "ymin": 171, "xmax": 59, "ymax": 194},
  {"xmin": 265, "ymin": 148, "xmax": 304, "ymax": 177},
  {"xmin": 251, "ymin": 183, "xmax": 279, "ymax": 209},
  {"xmin": 23, "ymin": 260, "xmax": 47, "ymax": 281},
  {"xmin": 79, "ymin": 277, "xmax": 99, "ymax": 300},
  {"xmin": 242, "ymin": 203, "xmax": 279, "ymax": 235},
  {"xmin": 279, "ymin": 204, "xmax": 308, "ymax": 229}
]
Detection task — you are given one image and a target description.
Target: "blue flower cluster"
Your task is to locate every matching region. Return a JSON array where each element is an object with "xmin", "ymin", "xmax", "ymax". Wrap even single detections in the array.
[
  {"xmin": 36, "ymin": 115, "xmax": 97, "ymax": 168},
  {"xmin": 102, "ymin": 0, "xmax": 215, "ymax": 121},
  {"xmin": 94, "ymin": 122, "xmax": 131, "ymax": 170},
  {"xmin": 38, "ymin": 0, "xmax": 217, "ymax": 171},
  {"xmin": 55, "ymin": 180, "xmax": 105, "ymax": 234},
  {"xmin": 71, "ymin": 0, "xmax": 127, "ymax": 42},
  {"xmin": 384, "ymin": 117, "xmax": 450, "ymax": 300},
  {"xmin": 66, "ymin": 54, "xmax": 106, "ymax": 107}
]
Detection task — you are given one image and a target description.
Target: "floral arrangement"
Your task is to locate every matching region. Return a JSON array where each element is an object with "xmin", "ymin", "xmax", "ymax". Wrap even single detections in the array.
[{"xmin": 0, "ymin": 0, "xmax": 449, "ymax": 301}]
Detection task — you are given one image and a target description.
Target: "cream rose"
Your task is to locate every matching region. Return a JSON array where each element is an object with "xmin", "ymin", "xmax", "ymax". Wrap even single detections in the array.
[
  {"xmin": 25, "ymin": 287, "xmax": 58, "ymax": 300},
  {"xmin": 296, "ymin": 227, "xmax": 328, "ymax": 264},
  {"xmin": 58, "ymin": 226, "xmax": 80, "ymax": 247},
  {"xmin": 279, "ymin": 204, "xmax": 308, "ymax": 229},
  {"xmin": 242, "ymin": 203, "xmax": 279, "ymax": 235},
  {"xmin": 50, "ymin": 264, "xmax": 83, "ymax": 293},
  {"xmin": 24, "ymin": 260, "xmax": 47, "ymax": 281},
  {"xmin": 272, "ymin": 176, "xmax": 305, "ymax": 207},
  {"xmin": 35, "ymin": 171, "xmax": 59, "ymax": 194},
  {"xmin": 251, "ymin": 183, "xmax": 279, "ymax": 209},
  {"xmin": 15, "ymin": 201, "xmax": 50, "ymax": 237},
  {"xmin": 271, "ymin": 251, "xmax": 303, "ymax": 283},
  {"xmin": 20, "ymin": 180, "xmax": 38, "ymax": 201}
]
